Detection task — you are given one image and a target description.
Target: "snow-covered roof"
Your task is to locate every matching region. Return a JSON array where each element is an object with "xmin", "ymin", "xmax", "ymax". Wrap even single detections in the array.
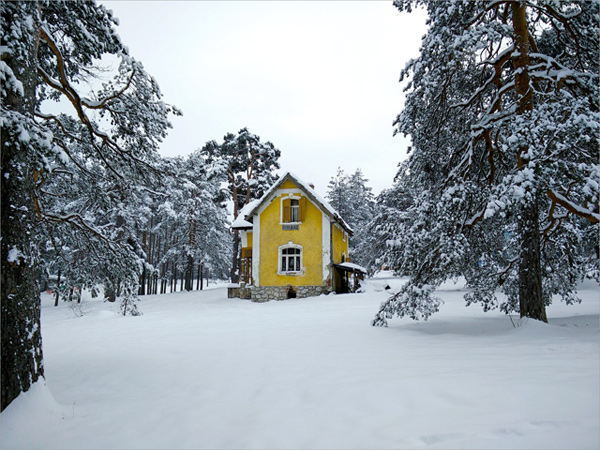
[
  {"xmin": 231, "ymin": 199, "xmax": 260, "ymax": 229},
  {"xmin": 334, "ymin": 262, "xmax": 368, "ymax": 274},
  {"xmin": 232, "ymin": 172, "xmax": 354, "ymax": 235}
]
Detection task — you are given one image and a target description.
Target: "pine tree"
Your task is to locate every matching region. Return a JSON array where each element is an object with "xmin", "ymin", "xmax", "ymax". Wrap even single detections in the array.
[
  {"xmin": 326, "ymin": 168, "xmax": 376, "ymax": 267},
  {"xmin": 362, "ymin": 161, "xmax": 415, "ymax": 272},
  {"xmin": 373, "ymin": 0, "xmax": 599, "ymax": 326},
  {"xmin": 326, "ymin": 167, "xmax": 353, "ymax": 223},
  {"xmin": 1, "ymin": 0, "xmax": 178, "ymax": 410},
  {"xmin": 200, "ymin": 128, "xmax": 281, "ymax": 282}
]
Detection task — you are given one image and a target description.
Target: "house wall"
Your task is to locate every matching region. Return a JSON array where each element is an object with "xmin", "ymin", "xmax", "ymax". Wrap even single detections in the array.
[
  {"xmin": 280, "ymin": 179, "xmax": 297, "ymax": 190},
  {"xmin": 258, "ymin": 182, "xmax": 324, "ymax": 287},
  {"xmin": 331, "ymin": 223, "xmax": 349, "ymax": 264}
]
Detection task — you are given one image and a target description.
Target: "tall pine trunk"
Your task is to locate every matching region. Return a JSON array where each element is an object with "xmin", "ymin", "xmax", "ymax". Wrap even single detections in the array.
[
  {"xmin": 231, "ymin": 231, "xmax": 241, "ymax": 283},
  {"xmin": 185, "ymin": 254, "xmax": 194, "ymax": 291},
  {"xmin": 1, "ymin": 1, "xmax": 45, "ymax": 411},
  {"xmin": 54, "ymin": 269, "xmax": 62, "ymax": 307},
  {"xmin": 512, "ymin": 2, "xmax": 547, "ymax": 322}
]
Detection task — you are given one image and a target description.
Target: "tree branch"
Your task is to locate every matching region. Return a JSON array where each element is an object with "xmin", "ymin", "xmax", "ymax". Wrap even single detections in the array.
[{"xmin": 546, "ymin": 189, "xmax": 599, "ymax": 224}]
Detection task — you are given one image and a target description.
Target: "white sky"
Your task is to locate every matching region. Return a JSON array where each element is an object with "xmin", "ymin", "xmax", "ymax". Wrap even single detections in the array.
[{"xmin": 101, "ymin": 1, "xmax": 427, "ymax": 195}]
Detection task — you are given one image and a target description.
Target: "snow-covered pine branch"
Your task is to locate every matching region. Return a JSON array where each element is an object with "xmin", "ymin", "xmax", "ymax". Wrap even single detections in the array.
[{"xmin": 374, "ymin": 0, "xmax": 599, "ymax": 326}]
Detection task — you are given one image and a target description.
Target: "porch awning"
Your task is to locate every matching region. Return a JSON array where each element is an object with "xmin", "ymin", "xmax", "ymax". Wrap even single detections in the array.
[{"xmin": 333, "ymin": 262, "xmax": 368, "ymax": 274}]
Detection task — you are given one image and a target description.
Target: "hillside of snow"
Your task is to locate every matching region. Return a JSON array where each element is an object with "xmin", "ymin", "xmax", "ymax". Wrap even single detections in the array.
[{"xmin": 1, "ymin": 276, "xmax": 598, "ymax": 449}]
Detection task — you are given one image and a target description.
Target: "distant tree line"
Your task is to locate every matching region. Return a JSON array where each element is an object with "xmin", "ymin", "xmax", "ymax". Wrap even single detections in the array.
[
  {"xmin": 38, "ymin": 151, "xmax": 234, "ymax": 312},
  {"xmin": 0, "ymin": 0, "xmax": 279, "ymax": 412}
]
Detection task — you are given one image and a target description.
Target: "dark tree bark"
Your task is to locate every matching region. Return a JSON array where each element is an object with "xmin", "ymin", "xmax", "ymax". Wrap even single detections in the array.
[
  {"xmin": 196, "ymin": 263, "xmax": 203, "ymax": 290},
  {"xmin": 512, "ymin": 2, "xmax": 547, "ymax": 322},
  {"xmin": 184, "ymin": 254, "xmax": 193, "ymax": 291},
  {"xmin": 54, "ymin": 269, "xmax": 61, "ymax": 307},
  {"xmin": 104, "ymin": 279, "xmax": 117, "ymax": 303},
  {"xmin": 231, "ymin": 231, "xmax": 241, "ymax": 283},
  {"xmin": 518, "ymin": 199, "xmax": 547, "ymax": 321},
  {"xmin": 1, "ymin": 1, "xmax": 45, "ymax": 411},
  {"xmin": 199, "ymin": 263, "xmax": 204, "ymax": 290}
]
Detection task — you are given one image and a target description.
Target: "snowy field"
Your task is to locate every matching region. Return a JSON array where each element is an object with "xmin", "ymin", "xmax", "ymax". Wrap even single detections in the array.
[{"xmin": 1, "ymin": 275, "xmax": 598, "ymax": 449}]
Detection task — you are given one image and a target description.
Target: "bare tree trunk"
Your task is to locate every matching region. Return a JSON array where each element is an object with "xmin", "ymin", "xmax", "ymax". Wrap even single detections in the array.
[
  {"xmin": 196, "ymin": 263, "xmax": 201, "ymax": 290},
  {"xmin": 54, "ymin": 269, "xmax": 62, "ymax": 307},
  {"xmin": 200, "ymin": 263, "xmax": 204, "ymax": 290},
  {"xmin": 512, "ymin": 2, "xmax": 547, "ymax": 322},
  {"xmin": 146, "ymin": 219, "xmax": 153, "ymax": 295},
  {"xmin": 139, "ymin": 265, "xmax": 146, "ymax": 296},
  {"xmin": 139, "ymin": 230, "xmax": 147, "ymax": 295},
  {"xmin": 518, "ymin": 199, "xmax": 547, "ymax": 321},
  {"xmin": 104, "ymin": 280, "xmax": 116, "ymax": 303},
  {"xmin": 231, "ymin": 231, "xmax": 240, "ymax": 283}
]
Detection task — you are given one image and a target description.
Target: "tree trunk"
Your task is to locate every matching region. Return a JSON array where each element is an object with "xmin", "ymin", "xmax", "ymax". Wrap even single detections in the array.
[
  {"xmin": 200, "ymin": 263, "xmax": 204, "ymax": 290},
  {"xmin": 146, "ymin": 222, "xmax": 153, "ymax": 295},
  {"xmin": 104, "ymin": 280, "xmax": 116, "ymax": 303},
  {"xmin": 54, "ymin": 269, "xmax": 62, "ymax": 307},
  {"xmin": 196, "ymin": 263, "xmax": 201, "ymax": 290},
  {"xmin": 518, "ymin": 199, "xmax": 547, "ymax": 321},
  {"xmin": 231, "ymin": 230, "xmax": 240, "ymax": 283},
  {"xmin": 512, "ymin": 2, "xmax": 547, "ymax": 322},
  {"xmin": 139, "ymin": 265, "xmax": 146, "ymax": 296},
  {"xmin": 1, "ymin": 1, "xmax": 45, "ymax": 411}
]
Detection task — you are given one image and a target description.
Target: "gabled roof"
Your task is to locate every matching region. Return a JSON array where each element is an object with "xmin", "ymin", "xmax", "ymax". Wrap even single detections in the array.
[{"xmin": 231, "ymin": 171, "xmax": 353, "ymax": 235}]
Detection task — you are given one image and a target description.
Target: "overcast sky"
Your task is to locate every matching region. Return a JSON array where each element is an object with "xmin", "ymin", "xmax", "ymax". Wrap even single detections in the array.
[{"xmin": 101, "ymin": 1, "xmax": 427, "ymax": 196}]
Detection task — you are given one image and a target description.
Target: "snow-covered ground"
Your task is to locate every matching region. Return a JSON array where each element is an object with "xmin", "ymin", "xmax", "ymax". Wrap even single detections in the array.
[{"xmin": 1, "ymin": 276, "xmax": 598, "ymax": 449}]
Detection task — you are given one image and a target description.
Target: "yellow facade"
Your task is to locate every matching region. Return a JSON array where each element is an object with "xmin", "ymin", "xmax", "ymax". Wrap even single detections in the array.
[
  {"xmin": 280, "ymin": 179, "xmax": 298, "ymax": 190},
  {"xmin": 331, "ymin": 224, "xmax": 349, "ymax": 264},
  {"xmin": 258, "ymin": 181, "xmax": 325, "ymax": 287},
  {"xmin": 233, "ymin": 173, "xmax": 354, "ymax": 294}
]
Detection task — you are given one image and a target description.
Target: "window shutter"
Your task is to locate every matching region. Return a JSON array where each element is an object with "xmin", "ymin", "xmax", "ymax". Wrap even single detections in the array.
[
  {"xmin": 282, "ymin": 198, "xmax": 291, "ymax": 222},
  {"xmin": 298, "ymin": 197, "xmax": 306, "ymax": 222}
]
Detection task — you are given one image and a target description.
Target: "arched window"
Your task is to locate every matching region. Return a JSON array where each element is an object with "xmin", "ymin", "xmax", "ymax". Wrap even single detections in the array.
[{"xmin": 278, "ymin": 243, "xmax": 303, "ymax": 275}]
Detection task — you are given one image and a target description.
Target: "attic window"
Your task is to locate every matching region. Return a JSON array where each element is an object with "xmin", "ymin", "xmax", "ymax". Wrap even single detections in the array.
[
  {"xmin": 282, "ymin": 196, "xmax": 306, "ymax": 224},
  {"xmin": 290, "ymin": 199, "xmax": 300, "ymax": 222}
]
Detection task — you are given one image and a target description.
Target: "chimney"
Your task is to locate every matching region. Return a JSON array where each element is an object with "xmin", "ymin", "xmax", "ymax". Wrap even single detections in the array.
[{"xmin": 308, "ymin": 183, "xmax": 315, "ymax": 190}]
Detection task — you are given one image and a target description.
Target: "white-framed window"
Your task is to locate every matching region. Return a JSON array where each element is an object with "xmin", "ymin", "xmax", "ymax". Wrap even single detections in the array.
[
  {"xmin": 290, "ymin": 199, "xmax": 300, "ymax": 222},
  {"xmin": 278, "ymin": 243, "xmax": 303, "ymax": 275},
  {"xmin": 280, "ymin": 194, "xmax": 305, "ymax": 226}
]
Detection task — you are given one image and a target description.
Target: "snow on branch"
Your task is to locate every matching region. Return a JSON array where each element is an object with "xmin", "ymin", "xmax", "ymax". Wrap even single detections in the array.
[
  {"xmin": 546, "ymin": 189, "xmax": 599, "ymax": 224},
  {"xmin": 372, "ymin": 283, "xmax": 442, "ymax": 326}
]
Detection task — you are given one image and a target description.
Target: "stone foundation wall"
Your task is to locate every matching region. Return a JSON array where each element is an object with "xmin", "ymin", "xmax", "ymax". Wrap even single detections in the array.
[
  {"xmin": 227, "ymin": 286, "xmax": 252, "ymax": 299},
  {"xmin": 251, "ymin": 285, "xmax": 332, "ymax": 302},
  {"xmin": 228, "ymin": 284, "xmax": 332, "ymax": 302}
]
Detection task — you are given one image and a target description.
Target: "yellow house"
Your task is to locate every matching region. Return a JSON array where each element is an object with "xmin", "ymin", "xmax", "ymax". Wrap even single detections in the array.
[{"xmin": 229, "ymin": 172, "xmax": 363, "ymax": 301}]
